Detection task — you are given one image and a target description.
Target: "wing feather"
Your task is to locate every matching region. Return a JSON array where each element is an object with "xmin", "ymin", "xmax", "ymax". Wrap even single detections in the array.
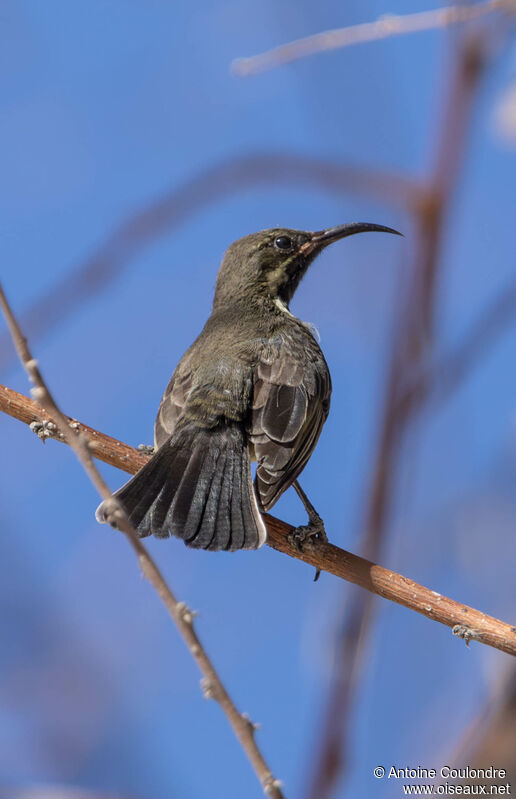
[
  {"xmin": 154, "ymin": 367, "xmax": 194, "ymax": 448},
  {"xmin": 249, "ymin": 336, "xmax": 331, "ymax": 511}
]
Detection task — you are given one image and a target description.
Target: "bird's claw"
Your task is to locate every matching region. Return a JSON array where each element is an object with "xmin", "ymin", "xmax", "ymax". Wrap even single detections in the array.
[
  {"xmin": 288, "ymin": 524, "xmax": 317, "ymax": 551},
  {"xmin": 287, "ymin": 518, "xmax": 327, "ymax": 581}
]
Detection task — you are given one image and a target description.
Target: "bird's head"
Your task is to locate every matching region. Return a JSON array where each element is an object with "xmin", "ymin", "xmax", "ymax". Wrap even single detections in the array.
[{"xmin": 213, "ymin": 223, "xmax": 402, "ymax": 310}]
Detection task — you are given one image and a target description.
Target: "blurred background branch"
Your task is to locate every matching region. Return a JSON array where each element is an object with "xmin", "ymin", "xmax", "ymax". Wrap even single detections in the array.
[
  {"xmin": 409, "ymin": 272, "xmax": 516, "ymax": 414},
  {"xmin": 232, "ymin": 0, "xmax": 515, "ymax": 75},
  {"xmin": 0, "ymin": 154, "xmax": 413, "ymax": 375},
  {"xmin": 457, "ymin": 667, "xmax": 516, "ymax": 788}
]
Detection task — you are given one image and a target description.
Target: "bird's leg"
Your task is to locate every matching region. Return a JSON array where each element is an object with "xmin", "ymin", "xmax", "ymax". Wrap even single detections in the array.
[
  {"xmin": 288, "ymin": 480, "xmax": 327, "ymax": 581},
  {"xmin": 291, "ymin": 481, "xmax": 327, "ymax": 543}
]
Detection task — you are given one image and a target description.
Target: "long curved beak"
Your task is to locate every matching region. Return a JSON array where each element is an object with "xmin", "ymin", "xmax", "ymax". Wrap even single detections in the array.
[
  {"xmin": 313, "ymin": 222, "xmax": 402, "ymax": 244},
  {"xmin": 301, "ymin": 222, "xmax": 402, "ymax": 256}
]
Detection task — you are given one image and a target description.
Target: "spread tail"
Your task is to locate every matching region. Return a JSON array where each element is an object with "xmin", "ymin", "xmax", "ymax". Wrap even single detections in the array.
[{"xmin": 96, "ymin": 422, "xmax": 267, "ymax": 551}]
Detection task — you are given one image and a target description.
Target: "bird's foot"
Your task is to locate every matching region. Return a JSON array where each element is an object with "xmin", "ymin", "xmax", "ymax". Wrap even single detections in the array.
[
  {"xmin": 137, "ymin": 444, "xmax": 155, "ymax": 456},
  {"xmin": 288, "ymin": 520, "xmax": 327, "ymax": 550},
  {"xmin": 287, "ymin": 515, "xmax": 327, "ymax": 581}
]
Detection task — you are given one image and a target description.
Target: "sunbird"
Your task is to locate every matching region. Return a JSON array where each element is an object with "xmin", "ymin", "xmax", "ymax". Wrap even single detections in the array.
[{"xmin": 97, "ymin": 223, "xmax": 401, "ymax": 552}]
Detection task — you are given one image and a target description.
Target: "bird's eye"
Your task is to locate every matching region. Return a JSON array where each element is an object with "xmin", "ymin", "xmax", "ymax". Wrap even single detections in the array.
[{"xmin": 274, "ymin": 235, "xmax": 293, "ymax": 251}]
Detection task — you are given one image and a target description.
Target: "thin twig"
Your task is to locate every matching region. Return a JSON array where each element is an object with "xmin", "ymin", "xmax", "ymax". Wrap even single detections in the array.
[
  {"xmin": 0, "ymin": 286, "xmax": 284, "ymax": 799},
  {"xmin": 232, "ymin": 0, "xmax": 515, "ymax": 76},
  {"xmin": 0, "ymin": 153, "xmax": 415, "ymax": 375},
  {"xmin": 1, "ymin": 383, "xmax": 515, "ymax": 658}
]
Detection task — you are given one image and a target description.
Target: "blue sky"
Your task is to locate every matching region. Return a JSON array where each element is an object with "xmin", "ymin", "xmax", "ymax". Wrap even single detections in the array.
[{"xmin": 1, "ymin": 2, "xmax": 516, "ymax": 798}]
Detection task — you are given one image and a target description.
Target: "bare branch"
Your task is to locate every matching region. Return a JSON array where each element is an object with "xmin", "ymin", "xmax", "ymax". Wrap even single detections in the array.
[
  {"xmin": 1, "ymin": 382, "xmax": 515, "ymax": 658},
  {"xmin": 232, "ymin": 0, "xmax": 515, "ymax": 76},
  {"xmin": 0, "ymin": 153, "xmax": 415, "ymax": 375},
  {"xmin": 0, "ymin": 287, "xmax": 284, "ymax": 799}
]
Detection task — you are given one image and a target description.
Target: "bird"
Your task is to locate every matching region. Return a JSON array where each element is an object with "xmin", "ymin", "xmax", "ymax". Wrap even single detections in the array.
[{"xmin": 96, "ymin": 222, "xmax": 401, "ymax": 553}]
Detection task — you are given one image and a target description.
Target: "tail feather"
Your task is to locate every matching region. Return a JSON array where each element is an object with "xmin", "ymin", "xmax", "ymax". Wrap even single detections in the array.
[
  {"xmin": 229, "ymin": 446, "xmax": 246, "ymax": 550},
  {"xmin": 138, "ymin": 445, "xmax": 191, "ymax": 538},
  {"xmin": 96, "ymin": 422, "xmax": 267, "ymax": 551},
  {"xmin": 163, "ymin": 444, "xmax": 217, "ymax": 541},
  {"xmin": 240, "ymin": 451, "xmax": 260, "ymax": 549},
  {"xmin": 188, "ymin": 445, "xmax": 225, "ymax": 549},
  {"xmin": 210, "ymin": 447, "xmax": 235, "ymax": 551}
]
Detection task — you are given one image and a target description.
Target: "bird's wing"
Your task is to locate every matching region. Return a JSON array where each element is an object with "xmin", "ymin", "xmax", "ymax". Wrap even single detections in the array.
[
  {"xmin": 249, "ymin": 343, "xmax": 331, "ymax": 510},
  {"xmin": 154, "ymin": 343, "xmax": 253, "ymax": 448},
  {"xmin": 154, "ymin": 367, "xmax": 193, "ymax": 448}
]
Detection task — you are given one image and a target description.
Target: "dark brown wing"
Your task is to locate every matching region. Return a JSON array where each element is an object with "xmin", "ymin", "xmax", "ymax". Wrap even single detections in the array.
[
  {"xmin": 154, "ymin": 366, "xmax": 193, "ymax": 448},
  {"xmin": 249, "ymin": 342, "xmax": 331, "ymax": 511}
]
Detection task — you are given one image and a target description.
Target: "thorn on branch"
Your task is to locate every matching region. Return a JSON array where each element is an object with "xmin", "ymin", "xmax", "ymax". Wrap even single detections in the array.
[
  {"xmin": 30, "ymin": 418, "xmax": 82, "ymax": 444},
  {"xmin": 201, "ymin": 677, "xmax": 216, "ymax": 700},
  {"xmin": 452, "ymin": 623, "xmax": 483, "ymax": 646},
  {"xmin": 242, "ymin": 712, "xmax": 261, "ymax": 735},
  {"xmin": 30, "ymin": 419, "xmax": 58, "ymax": 441},
  {"xmin": 137, "ymin": 443, "xmax": 155, "ymax": 456},
  {"xmin": 176, "ymin": 601, "xmax": 197, "ymax": 626},
  {"xmin": 31, "ymin": 386, "xmax": 46, "ymax": 402},
  {"xmin": 263, "ymin": 773, "xmax": 284, "ymax": 795}
]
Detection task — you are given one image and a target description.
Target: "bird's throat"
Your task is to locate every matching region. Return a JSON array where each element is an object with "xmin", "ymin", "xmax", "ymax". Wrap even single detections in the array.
[{"xmin": 274, "ymin": 297, "xmax": 294, "ymax": 317}]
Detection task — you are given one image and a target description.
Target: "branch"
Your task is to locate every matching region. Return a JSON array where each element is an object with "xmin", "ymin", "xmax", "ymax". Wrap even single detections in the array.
[
  {"xmin": 232, "ymin": 0, "xmax": 515, "ymax": 76},
  {"xmin": 0, "ymin": 153, "xmax": 414, "ymax": 375},
  {"xmin": 0, "ymin": 287, "xmax": 284, "ymax": 799},
  {"xmin": 1, "ymin": 383, "xmax": 515, "ymax": 658}
]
